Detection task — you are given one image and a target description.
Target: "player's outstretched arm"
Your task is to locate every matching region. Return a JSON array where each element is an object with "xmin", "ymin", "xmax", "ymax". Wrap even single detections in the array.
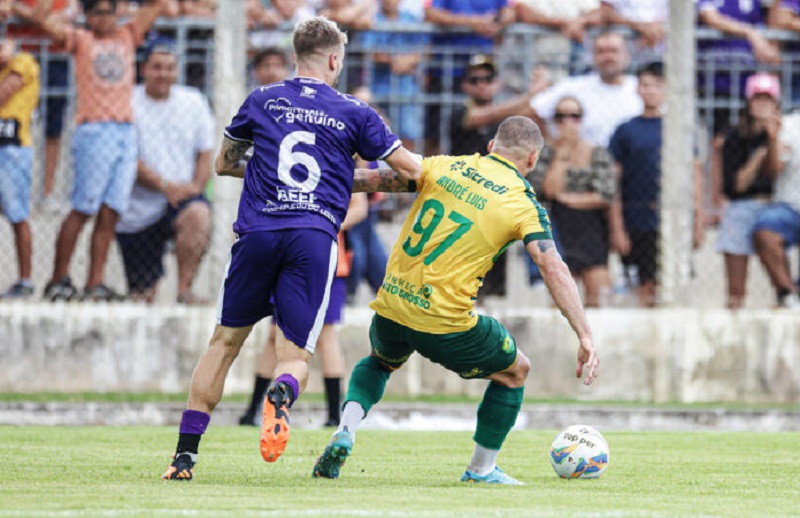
[
  {"xmin": 215, "ymin": 136, "xmax": 251, "ymax": 178},
  {"xmin": 352, "ymin": 167, "xmax": 416, "ymax": 193},
  {"xmin": 383, "ymin": 146, "xmax": 422, "ymax": 182},
  {"xmin": 526, "ymin": 239, "xmax": 599, "ymax": 385}
]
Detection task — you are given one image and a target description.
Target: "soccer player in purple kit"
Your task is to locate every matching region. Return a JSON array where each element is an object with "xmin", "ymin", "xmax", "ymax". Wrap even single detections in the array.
[{"xmin": 162, "ymin": 16, "xmax": 421, "ymax": 481}]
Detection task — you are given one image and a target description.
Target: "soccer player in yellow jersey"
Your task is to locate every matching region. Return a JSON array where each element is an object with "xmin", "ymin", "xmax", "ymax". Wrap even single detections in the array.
[
  {"xmin": 0, "ymin": 38, "xmax": 39, "ymax": 298},
  {"xmin": 313, "ymin": 116, "xmax": 599, "ymax": 485}
]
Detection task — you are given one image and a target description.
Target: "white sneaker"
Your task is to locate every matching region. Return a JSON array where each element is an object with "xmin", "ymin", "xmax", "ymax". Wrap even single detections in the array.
[{"xmin": 779, "ymin": 293, "xmax": 800, "ymax": 309}]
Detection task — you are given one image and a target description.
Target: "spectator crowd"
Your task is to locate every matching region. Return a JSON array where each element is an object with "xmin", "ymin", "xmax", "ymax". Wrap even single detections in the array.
[{"xmin": 1, "ymin": 0, "xmax": 800, "ymax": 308}]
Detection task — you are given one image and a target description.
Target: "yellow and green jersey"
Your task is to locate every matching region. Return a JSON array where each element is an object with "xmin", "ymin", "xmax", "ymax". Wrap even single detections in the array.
[
  {"xmin": 0, "ymin": 52, "xmax": 40, "ymax": 147},
  {"xmin": 370, "ymin": 153, "xmax": 552, "ymax": 333}
]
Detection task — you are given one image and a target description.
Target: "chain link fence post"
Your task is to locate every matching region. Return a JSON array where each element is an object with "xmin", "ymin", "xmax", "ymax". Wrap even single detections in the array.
[
  {"xmin": 660, "ymin": 1, "xmax": 697, "ymax": 307},
  {"xmin": 209, "ymin": 0, "xmax": 247, "ymax": 292}
]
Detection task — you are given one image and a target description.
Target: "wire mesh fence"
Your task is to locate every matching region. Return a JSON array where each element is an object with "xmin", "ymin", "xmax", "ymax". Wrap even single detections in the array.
[{"xmin": 1, "ymin": 13, "xmax": 800, "ymax": 309}]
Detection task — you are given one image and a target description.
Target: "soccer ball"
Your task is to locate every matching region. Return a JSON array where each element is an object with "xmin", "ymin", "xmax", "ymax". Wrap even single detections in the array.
[{"xmin": 549, "ymin": 424, "xmax": 610, "ymax": 479}]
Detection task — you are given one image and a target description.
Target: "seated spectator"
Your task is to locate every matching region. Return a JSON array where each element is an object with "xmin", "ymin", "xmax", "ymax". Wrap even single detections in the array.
[
  {"xmin": 23, "ymin": 0, "xmax": 169, "ymax": 302},
  {"xmin": 0, "ymin": 37, "xmax": 40, "ymax": 298},
  {"xmin": 251, "ymin": 46, "xmax": 292, "ymax": 87},
  {"xmin": 716, "ymin": 73, "xmax": 784, "ymax": 309},
  {"xmin": 753, "ymin": 109, "xmax": 800, "ymax": 309},
  {"xmin": 116, "ymin": 41, "xmax": 214, "ymax": 303},
  {"xmin": 361, "ymin": 0, "xmax": 424, "ymax": 149},
  {"xmin": 529, "ymin": 95, "xmax": 614, "ymax": 307}
]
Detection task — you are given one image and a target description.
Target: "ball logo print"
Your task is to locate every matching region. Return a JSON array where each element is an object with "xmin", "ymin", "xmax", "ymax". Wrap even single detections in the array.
[{"xmin": 549, "ymin": 425, "xmax": 609, "ymax": 479}]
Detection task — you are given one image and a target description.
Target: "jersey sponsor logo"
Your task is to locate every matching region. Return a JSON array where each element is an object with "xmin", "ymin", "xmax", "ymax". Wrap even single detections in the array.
[
  {"xmin": 380, "ymin": 273, "xmax": 432, "ymax": 310},
  {"xmin": 263, "ymin": 98, "xmax": 346, "ymax": 130},
  {"xmin": 266, "ymin": 98, "xmax": 292, "ymax": 121},
  {"xmin": 449, "ymin": 160, "xmax": 510, "ymax": 195},
  {"xmin": 300, "ymin": 86, "xmax": 317, "ymax": 98}
]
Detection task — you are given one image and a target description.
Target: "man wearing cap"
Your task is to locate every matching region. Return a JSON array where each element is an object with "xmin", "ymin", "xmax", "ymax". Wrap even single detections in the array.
[
  {"xmin": 115, "ymin": 41, "xmax": 215, "ymax": 304},
  {"xmin": 716, "ymin": 72, "xmax": 784, "ymax": 309}
]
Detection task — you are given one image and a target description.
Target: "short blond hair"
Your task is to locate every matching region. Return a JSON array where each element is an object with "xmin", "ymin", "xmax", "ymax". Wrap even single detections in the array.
[{"xmin": 293, "ymin": 16, "xmax": 348, "ymax": 61}]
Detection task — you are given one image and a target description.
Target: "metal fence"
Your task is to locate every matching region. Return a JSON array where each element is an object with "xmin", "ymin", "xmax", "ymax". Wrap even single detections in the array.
[{"xmin": 1, "ymin": 15, "xmax": 799, "ymax": 309}]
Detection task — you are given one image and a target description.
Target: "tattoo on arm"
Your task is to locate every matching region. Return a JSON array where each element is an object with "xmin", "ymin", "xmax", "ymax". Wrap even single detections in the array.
[
  {"xmin": 221, "ymin": 137, "xmax": 252, "ymax": 169},
  {"xmin": 536, "ymin": 239, "xmax": 557, "ymax": 254},
  {"xmin": 353, "ymin": 167, "xmax": 413, "ymax": 193}
]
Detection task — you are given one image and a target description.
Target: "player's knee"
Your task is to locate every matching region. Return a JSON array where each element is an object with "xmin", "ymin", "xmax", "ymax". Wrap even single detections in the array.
[{"xmin": 512, "ymin": 354, "xmax": 531, "ymax": 385}]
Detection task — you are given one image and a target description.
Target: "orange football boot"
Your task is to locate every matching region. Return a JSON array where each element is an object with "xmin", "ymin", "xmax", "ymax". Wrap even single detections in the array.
[{"xmin": 260, "ymin": 384, "xmax": 292, "ymax": 462}]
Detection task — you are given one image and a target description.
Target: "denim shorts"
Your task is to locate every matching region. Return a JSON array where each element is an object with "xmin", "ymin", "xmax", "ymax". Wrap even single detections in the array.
[
  {"xmin": 71, "ymin": 122, "xmax": 137, "ymax": 215},
  {"xmin": 753, "ymin": 203, "xmax": 800, "ymax": 247},
  {"xmin": 0, "ymin": 146, "xmax": 33, "ymax": 223},
  {"xmin": 716, "ymin": 199, "xmax": 769, "ymax": 255}
]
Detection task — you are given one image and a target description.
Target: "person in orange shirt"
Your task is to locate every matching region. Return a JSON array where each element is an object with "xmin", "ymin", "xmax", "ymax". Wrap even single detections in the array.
[{"xmin": 22, "ymin": 0, "xmax": 168, "ymax": 301}]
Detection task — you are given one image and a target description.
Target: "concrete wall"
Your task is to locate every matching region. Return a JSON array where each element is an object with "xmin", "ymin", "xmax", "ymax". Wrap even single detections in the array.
[{"xmin": 0, "ymin": 304, "xmax": 798, "ymax": 403}]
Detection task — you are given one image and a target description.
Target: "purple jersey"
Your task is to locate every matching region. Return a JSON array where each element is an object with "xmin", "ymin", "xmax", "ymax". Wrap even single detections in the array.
[
  {"xmin": 224, "ymin": 77, "xmax": 401, "ymax": 239},
  {"xmin": 697, "ymin": 0, "xmax": 764, "ymax": 54}
]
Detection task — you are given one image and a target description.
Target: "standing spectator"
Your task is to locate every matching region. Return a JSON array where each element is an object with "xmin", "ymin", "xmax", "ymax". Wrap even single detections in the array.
[
  {"xmin": 716, "ymin": 73, "xmax": 784, "ymax": 309},
  {"xmin": 599, "ymin": 0, "xmax": 667, "ymax": 51},
  {"xmin": 319, "ymin": 0, "xmax": 376, "ymax": 30},
  {"xmin": 115, "ymin": 41, "xmax": 214, "ymax": 303},
  {"xmin": 423, "ymin": 0, "xmax": 513, "ymax": 155},
  {"xmin": 345, "ymin": 85, "xmax": 391, "ymax": 300},
  {"xmin": 161, "ymin": 17, "xmax": 421, "ymax": 481},
  {"xmin": 450, "ymin": 55, "xmax": 506, "ymax": 299},
  {"xmin": 768, "ymin": 0, "xmax": 800, "ymax": 103},
  {"xmin": 609, "ymin": 62, "xmax": 705, "ymax": 308},
  {"xmin": 528, "ymin": 30, "xmax": 641, "ymax": 147},
  {"xmin": 249, "ymin": 0, "xmax": 316, "ymax": 51},
  {"xmin": 698, "ymin": 0, "xmax": 779, "ymax": 66},
  {"xmin": 515, "ymin": 1, "xmax": 599, "ymax": 43},
  {"xmin": 251, "ymin": 47, "xmax": 291, "ymax": 87},
  {"xmin": 469, "ymin": 31, "xmax": 641, "ymax": 148},
  {"xmin": 0, "ymin": 37, "xmax": 40, "ymax": 298},
  {"xmin": 178, "ymin": 0, "xmax": 214, "ymax": 17},
  {"xmin": 361, "ymin": 0, "xmax": 424, "ymax": 150},
  {"xmin": 7, "ymin": 0, "xmax": 77, "ymax": 209},
  {"xmin": 26, "ymin": 0, "xmax": 168, "ymax": 302},
  {"xmin": 529, "ymin": 96, "xmax": 614, "ymax": 307},
  {"xmin": 698, "ymin": 0, "xmax": 779, "ymax": 222}
]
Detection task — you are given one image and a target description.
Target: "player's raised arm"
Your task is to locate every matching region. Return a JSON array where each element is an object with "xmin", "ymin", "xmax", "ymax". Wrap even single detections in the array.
[
  {"xmin": 352, "ymin": 167, "xmax": 417, "ymax": 193},
  {"xmin": 526, "ymin": 238, "xmax": 599, "ymax": 385},
  {"xmin": 214, "ymin": 135, "xmax": 251, "ymax": 178}
]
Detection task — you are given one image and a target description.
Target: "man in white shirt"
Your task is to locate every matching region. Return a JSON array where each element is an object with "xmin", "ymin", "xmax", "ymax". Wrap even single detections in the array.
[
  {"xmin": 466, "ymin": 30, "xmax": 641, "ymax": 148},
  {"xmin": 115, "ymin": 40, "xmax": 215, "ymax": 303}
]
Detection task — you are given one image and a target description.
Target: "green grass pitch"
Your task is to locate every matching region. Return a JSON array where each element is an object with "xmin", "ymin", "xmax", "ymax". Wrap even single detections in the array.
[{"xmin": 1, "ymin": 426, "xmax": 798, "ymax": 517}]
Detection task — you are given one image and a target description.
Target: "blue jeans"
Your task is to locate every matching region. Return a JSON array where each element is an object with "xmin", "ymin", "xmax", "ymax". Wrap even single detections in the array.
[{"xmin": 347, "ymin": 208, "xmax": 388, "ymax": 296}]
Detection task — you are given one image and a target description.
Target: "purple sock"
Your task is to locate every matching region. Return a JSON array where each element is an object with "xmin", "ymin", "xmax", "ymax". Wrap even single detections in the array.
[
  {"xmin": 275, "ymin": 374, "xmax": 300, "ymax": 408},
  {"xmin": 179, "ymin": 409, "xmax": 210, "ymax": 435}
]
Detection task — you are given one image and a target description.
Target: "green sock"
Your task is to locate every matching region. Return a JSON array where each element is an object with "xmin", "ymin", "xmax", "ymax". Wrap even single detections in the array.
[
  {"xmin": 473, "ymin": 383, "xmax": 524, "ymax": 450},
  {"xmin": 343, "ymin": 356, "xmax": 390, "ymax": 414}
]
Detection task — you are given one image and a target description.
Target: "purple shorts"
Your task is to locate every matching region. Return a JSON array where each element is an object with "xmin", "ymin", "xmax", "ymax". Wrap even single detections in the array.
[
  {"xmin": 216, "ymin": 229, "xmax": 338, "ymax": 353},
  {"xmin": 325, "ymin": 277, "xmax": 347, "ymax": 324}
]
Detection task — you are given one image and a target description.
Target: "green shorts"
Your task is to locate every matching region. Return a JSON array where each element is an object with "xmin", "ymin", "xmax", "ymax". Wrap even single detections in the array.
[{"xmin": 369, "ymin": 313, "xmax": 518, "ymax": 379}]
